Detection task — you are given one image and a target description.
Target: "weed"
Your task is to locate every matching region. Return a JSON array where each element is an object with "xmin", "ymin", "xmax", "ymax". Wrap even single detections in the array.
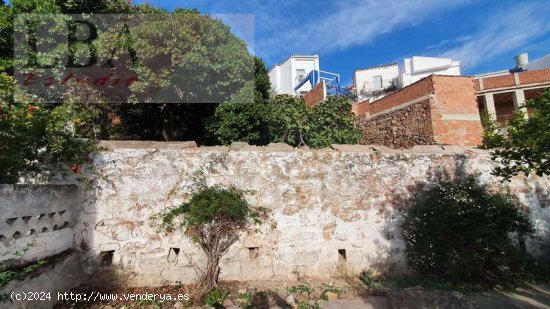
[
  {"xmin": 359, "ymin": 269, "xmax": 376, "ymax": 288},
  {"xmin": 287, "ymin": 284, "xmax": 311, "ymax": 294},
  {"xmin": 204, "ymin": 288, "xmax": 228, "ymax": 307}
]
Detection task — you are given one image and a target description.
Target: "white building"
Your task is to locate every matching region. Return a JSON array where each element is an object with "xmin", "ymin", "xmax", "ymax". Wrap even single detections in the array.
[
  {"xmin": 398, "ymin": 56, "xmax": 461, "ymax": 88},
  {"xmin": 269, "ymin": 55, "xmax": 320, "ymax": 96},
  {"xmin": 353, "ymin": 63, "xmax": 399, "ymax": 103},
  {"xmin": 353, "ymin": 56, "xmax": 461, "ymax": 103}
]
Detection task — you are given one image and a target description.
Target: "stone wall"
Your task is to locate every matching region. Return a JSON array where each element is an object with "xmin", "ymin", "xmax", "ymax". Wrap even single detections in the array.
[
  {"xmin": 4, "ymin": 252, "xmax": 85, "ymax": 309},
  {"xmin": 68, "ymin": 141, "xmax": 550, "ymax": 286},
  {"xmin": 0, "ymin": 185, "xmax": 78, "ymax": 265},
  {"xmin": 357, "ymin": 100, "xmax": 434, "ymax": 148}
]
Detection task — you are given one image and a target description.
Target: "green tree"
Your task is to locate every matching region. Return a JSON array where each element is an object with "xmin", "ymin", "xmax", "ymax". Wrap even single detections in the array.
[
  {"xmin": 205, "ymin": 57, "xmax": 272, "ymax": 145},
  {"xmin": 207, "ymin": 92, "xmax": 362, "ymax": 148},
  {"xmin": 270, "ymin": 94, "xmax": 311, "ymax": 147},
  {"xmin": 482, "ymin": 89, "xmax": 550, "ymax": 180},
  {"xmin": 160, "ymin": 186, "xmax": 266, "ymax": 293},
  {"xmin": 95, "ymin": 11, "xmax": 254, "ymax": 141},
  {"xmin": 308, "ymin": 96, "xmax": 361, "ymax": 148},
  {"xmin": 0, "ymin": 0, "xmax": 98, "ymax": 183}
]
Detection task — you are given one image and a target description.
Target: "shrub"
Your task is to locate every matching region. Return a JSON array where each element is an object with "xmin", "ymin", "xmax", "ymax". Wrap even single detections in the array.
[
  {"xmin": 402, "ymin": 177, "xmax": 534, "ymax": 285},
  {"xmin": 204, "ymin": 288, "xmax": 228, "ymax": 307},
  {"xmin": 160, "ymin": 186, "xmax": 266, "ymax": 293}
]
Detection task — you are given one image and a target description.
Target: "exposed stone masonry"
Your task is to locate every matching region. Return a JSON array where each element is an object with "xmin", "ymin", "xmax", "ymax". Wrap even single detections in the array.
[{"xmin": 357, "ymin": 101, "xmax": 434, "ymax": 148}]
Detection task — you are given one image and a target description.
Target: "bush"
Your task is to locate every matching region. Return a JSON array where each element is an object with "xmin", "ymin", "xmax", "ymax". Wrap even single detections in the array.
[
  {"xmin": 359, "ymin": 269, "xmax": 375, "ymax": 288},
  {"xmin": 204, "ymin": 288, "xmax": 228, "ymax": 307},
  {"xmin": 402, "ymin": 177, "xmax": 534, "ymax": 285}
]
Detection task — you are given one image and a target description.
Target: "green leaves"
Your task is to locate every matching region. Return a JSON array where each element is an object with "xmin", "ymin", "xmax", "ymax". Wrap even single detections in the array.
[
  {"xmin": 160, "ymin": 186, "xmax": 252, "ymax": 233},
  {"xmin": 207, "ymin": 94, "xmax": 361, "ymax": 148},
  {"xmin": 482, "ymin": 89, "xmax": 550, "ymax": 180},
  {"xmin": 402, "ymin": 177, "xmax": 534, "ymax": 285}
]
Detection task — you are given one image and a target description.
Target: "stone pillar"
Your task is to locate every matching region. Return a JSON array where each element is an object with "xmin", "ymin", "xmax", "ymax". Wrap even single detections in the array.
[
  {"xmin": 483, "ymin": 93, "xmax": 497, "ymax": 121},
  {"xmin": 512, "ymin": 89, "xmax": 528, "ymax": 119}
]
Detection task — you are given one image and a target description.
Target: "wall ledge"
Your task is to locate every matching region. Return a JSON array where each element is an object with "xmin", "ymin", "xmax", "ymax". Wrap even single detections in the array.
[{"xmin": 97, "ymin": 140, "xmax": 488, "ymax": 155}]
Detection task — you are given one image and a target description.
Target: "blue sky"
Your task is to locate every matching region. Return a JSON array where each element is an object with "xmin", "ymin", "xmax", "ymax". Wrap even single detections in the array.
[{"xmin": 137, "ymin": 0, "xmax": 550, "ymax": 85}]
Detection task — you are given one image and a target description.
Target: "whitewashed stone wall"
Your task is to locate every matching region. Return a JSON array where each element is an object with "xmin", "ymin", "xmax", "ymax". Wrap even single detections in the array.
[
  {"xmin": 0, "ymin": 185, "xmax": 78, "ymax": 265},
  {"xmin": 71, "ymin": 142, "xmax": 550, "ymax": 286}
]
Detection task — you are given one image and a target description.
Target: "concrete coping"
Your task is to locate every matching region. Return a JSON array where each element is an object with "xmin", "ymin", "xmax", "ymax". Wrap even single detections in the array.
[{"xmin": 98, "ymin": 140, "xmax": 488, "ymax": 155}]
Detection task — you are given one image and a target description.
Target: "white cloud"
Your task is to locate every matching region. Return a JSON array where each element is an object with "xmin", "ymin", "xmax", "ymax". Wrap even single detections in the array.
[
  {"xmin": 440, "ymin": 1, "xmax": 550, "ymax": 69},
  {"xmin": 253, "ymin": 0, "xmax": 472, "ymax": 63}
]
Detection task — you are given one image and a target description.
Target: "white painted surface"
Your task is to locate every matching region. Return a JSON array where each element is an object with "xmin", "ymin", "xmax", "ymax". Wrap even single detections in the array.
[
  {"xmin": 0, "ymin": 185, "xmax": 77, "ymax": 265},
  {"xmin": 398, "ymin": 56, "xmax": 461, "ymax": 88},
  {"xmin": 353, "ymin": 64, "xmax": 399, "ymax": 103},
  {"xmin": 269, "ymin": 55, "xmax": 320, "ymax": 96}
]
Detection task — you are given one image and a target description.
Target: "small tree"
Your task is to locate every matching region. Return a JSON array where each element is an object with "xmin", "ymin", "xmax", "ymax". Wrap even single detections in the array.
[
  {"xmin": 160, "ymin": 186, "xmax": 265, "ymax": 292},
  {"xmin": 482, "ymin": 89, "xmax": 550, "ymax": 180},
  {"xmin": 402, "ymin": 177, "xmax": 534, "ymax": 285}
]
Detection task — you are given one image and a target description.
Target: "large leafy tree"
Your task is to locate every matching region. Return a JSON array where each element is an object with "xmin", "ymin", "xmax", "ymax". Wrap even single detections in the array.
[
  {"xmin": 207, "ymin": 92, "xmax": 362, "ymax": 148},
  {"xmin": 483, "ymin": 89, "xmax": 550, "ymax": 180},
  {"xmin": 93, "ymin": 8, "xmax": 253, "ymax": 142},
  {"xmin": 204, "ymin": 57, "xmax": 273, "ymax": 145},
  {"xmin": 1, "ymin": 0, "xmax": 254, "ymax": 181},
  {"xmin": 1, "ymin": 0, "xmax": 97, "ymax": 183}
]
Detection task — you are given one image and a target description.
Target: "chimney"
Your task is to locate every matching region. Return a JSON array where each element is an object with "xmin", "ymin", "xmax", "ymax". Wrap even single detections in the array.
[{"xmin": 514, "ymin": 53, "xmax": 529, "ymax": 67}]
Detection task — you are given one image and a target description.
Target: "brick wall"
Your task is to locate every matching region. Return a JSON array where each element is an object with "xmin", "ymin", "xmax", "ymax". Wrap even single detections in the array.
[
  {"xmin": 353, "ymin": 76, "xmax": 434, "ymax": 116},
  {"xmin": 481, "ymin": 74, "xmax": 515, "ymax": 89},
  {"xmin": 304, "ymin": 81, "xmax": 325, "ymax": 107},
  {"xmin": 357, "ymin": 100, "xmax": 434, "ymax": 148},
  {"xmin": 355, "ymin": 75, "xmax": 483, "ymax": 148},
  {"xmin": 429, "ymin": 76, "xmax": 484, "ymax": 146},
  {"xmin": 518, "ymin": 68, "xmax": 550, "ymax": 85},
  {"xmin": 475, "ymin": 68, "xmax": 550, "ymax": 92}
]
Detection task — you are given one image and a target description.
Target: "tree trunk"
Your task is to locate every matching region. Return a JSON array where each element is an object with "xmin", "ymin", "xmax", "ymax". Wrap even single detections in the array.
[{"xmin": 201, "ymin": 255, "xmax": 221, "ymax": 292}]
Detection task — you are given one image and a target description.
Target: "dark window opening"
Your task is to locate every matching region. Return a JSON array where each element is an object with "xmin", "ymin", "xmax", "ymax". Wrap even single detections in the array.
[
  {"xmin": 248, "ymin": 247, "xmax": 259, "ymax": 259},
  {"xmin": 100, "ymin": 250, "xmax": 115, "ymax": 266},
  {"xmin": 168, "ymin": 247, "xmax": 180, "ymax": 264},
  {"xmin": 338, "ymin": 249, "xmax": 347, "ymax": 262}
]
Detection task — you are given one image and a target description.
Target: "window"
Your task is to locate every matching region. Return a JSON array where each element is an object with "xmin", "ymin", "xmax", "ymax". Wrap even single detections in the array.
[
  {"xmin": 373, "ymin": 75, "xmax": 383, "ymax": 89},
  {"xmin": 296, "ymin": 69, "xmax": 306, "ymax": 83}
]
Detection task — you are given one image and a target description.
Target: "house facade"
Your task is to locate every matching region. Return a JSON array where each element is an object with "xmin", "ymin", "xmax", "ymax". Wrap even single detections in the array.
[
  {"xmin": 353, "ymin": 63, "xmax": 399, "ymax": 103},
  {"xmin": 353, "ymin": 56, "xmax": 461, "ymax": 104},
  {"xmin": 398, "ymin": 56, "xmax": 461, "ymax": 88},
  {"xmin": 268, "ymin": 55, "xmax": 320, "ymax": 96}
]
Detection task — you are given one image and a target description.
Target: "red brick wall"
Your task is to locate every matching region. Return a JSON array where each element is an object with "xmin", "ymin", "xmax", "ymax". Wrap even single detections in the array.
[
  {"xmin": 353, "ymin": 75, "xmax": 434, "ymax": 116},
  {"xmin": 475, "ymin": 68, "xmax": 550, "ymax": 92},
  {"xmin": 355, "ymin": 75, "xmax": 483, "ymax": 148},
  {"xmin": 304, "ymin": 81, "xmax": 325, "ymax": 107},
  {"xmin": 482, "ymin": 74, "xmax": 515, "ymax": 89},
  {"xmin": 429, "ymin": 76, "xmax": 483, "ymax": 146},
  {"xmin": 518, "ymin": 68, "xmax": 550, "ymax": 85}
]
